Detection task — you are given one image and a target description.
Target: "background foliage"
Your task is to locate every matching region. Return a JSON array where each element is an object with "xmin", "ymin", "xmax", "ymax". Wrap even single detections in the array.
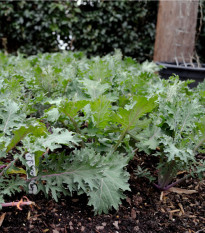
[
  {"xmin": 1, "ymin": 0, "xmax": 156, "ymax": 62},
  {"xmin": 0, "ymin": 0, "xmax": 204, "ymax": 62}
]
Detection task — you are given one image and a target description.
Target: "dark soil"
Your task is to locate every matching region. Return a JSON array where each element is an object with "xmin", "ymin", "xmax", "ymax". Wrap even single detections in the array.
[{"xmin": 1, "ymin": 154, "xmax": 204, "ymax": 233}]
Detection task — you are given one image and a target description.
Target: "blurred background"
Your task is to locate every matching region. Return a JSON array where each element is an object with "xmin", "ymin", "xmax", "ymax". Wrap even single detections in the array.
[{"xmin": 0, "ymin": 0, "xmax": 204, "ymax": 63}]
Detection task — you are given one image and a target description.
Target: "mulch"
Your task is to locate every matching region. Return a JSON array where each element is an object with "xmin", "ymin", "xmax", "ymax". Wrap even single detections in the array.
[{"xmin": 0, "ymin": 154, "xmax": 204, "ymax": 233}]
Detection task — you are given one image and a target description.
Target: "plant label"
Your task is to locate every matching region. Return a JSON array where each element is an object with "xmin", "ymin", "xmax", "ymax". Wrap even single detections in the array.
[{"xmin": 26, "ymin": 153, "xmax": 37, "ymax": 194}]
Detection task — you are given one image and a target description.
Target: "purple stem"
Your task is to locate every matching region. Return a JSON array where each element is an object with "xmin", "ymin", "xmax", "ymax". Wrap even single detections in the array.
[
  {"xmin": 26, "ymin": 171, "xmax": 73, "ymax": 182},
  {"xmin": 0, "ymin": 165, "xmax": 6, "ymax": 170},
  {"xmin": 153, "ymin": 174, "xmax": 191, "ymax": 191}
]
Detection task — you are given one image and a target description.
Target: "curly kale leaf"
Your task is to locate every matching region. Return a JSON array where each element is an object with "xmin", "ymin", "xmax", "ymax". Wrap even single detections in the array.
[{"xmin": 35, "ymin": 148, "xmax": 130, "ymax": 214}]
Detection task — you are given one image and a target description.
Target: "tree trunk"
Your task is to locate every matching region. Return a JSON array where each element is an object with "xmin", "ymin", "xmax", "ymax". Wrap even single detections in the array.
[{"xmin": 153, "ymin": 0, "xmax": 199, "ymax": 63}]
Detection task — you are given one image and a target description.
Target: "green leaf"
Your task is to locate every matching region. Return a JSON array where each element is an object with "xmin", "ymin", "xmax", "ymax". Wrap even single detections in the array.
[
  {"xmin": 160, "ymin": 135, "xmax": 194, "ymax": 163},
  {"xmin": 88, "ymin": 152, "xmax": 130, "ymax": 214},
  {"xmin": 0, "ymin": 100, "xmax": 25, "ymax": 135},
  {"xmin": 6, "ymin": 123, "xmax": 46, "ymax": 153},
  {"xmin": 194, "ymin": 116, "xmax": 205, "ymax": 152},
  {"xmin": 44, "ymin": 179, "xmax": 63, "ymax": 202},
  {"xmin": 44, "ymin": 107, "xmax": 60, "ymax": 122},
  {"xmin": 140, "ymin": 61, "xmax": 160, "ymax": 73},
  {"xmin": 134, "ymin": 125, "xmax": 161, "ymax": 153},
  {"xmin": 36, "ymin": 148, "xmax": 130, "ymax": 214},
  {"xmin": 89, "ymin": 59, "xmax": 112, "ymax": 82},
  {"xmin": 0, "ymin": 195, "xmax": 4, "ymax": 209},
  {"xmin": 39, "ymin": 128, "xmax": 79, "ymax": 151},
  {"xmin": 113, "ymin": 96, "xmax": 157, "ymax": 131},
  {"xmin": 90, "ymin": 96, "xmax": 112, "ymax": 129},
  {"xmin": 163, "ymin": 98, "xmax": 201, "ymax": 135},
  {"xmin": 79, "ymin": 79, "xmax": 110, "ymax": 100},
  {"xmin": 37, "ymin": 149, "xmax": 103, "ymax": 200},
  {"xmin": 59, "ymin": 99, "xmax": 89, "ymax": 119},
  {"xmin": 0, "ymin": 176, "xmax": 27, "ymax": 197}
]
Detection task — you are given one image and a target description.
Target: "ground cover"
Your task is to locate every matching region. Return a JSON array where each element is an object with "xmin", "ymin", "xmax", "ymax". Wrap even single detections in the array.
[{"xmin": 0, "ymin": 51, "xmax": 204, "ymax": 232}]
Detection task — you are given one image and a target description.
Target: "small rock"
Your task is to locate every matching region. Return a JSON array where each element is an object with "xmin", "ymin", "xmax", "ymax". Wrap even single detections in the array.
[
  {"xmin": 72, "ymin": 198, "xmax": 79, "ymax": 202},
  {"xmin": 134, "ymin": 226, "xmax": 140, "ymax": 232},
  {"xmin": 113, "ymin": 221, "xmax": 119, "ymax": 230},
  {"xmin": 53, "ymin": 230, "xmax": 59, "ymax": 233},
  {"xmin": 126, "ymin": 197, "xmax": 132, "ymax": 205},
  {"xmin": 133, "ymin": 195, "xmax": 143, "ymax": 206},
  {"xmin": 131, "ymin": 208, "xmax": 136, "ymax": 219},
  {"xmin": 96, "ymin": 226, "xmax": 104, "ymax": 230},
  {"xmin": 50, "ymin": 224, "xmax": 55, "ymax": 228},
  {"xmin": 102, "ymin": 222, "xmax": 107, "ymax": 226},
  {"xmin": 81, "ymin": 226, "xmax": 85, "ymax": 232}
]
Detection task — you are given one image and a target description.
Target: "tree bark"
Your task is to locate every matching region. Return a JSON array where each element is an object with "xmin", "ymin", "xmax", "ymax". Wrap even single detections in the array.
[{"xmin": 153, "ymin": 0, "xmax": 199, "ymax": 63}]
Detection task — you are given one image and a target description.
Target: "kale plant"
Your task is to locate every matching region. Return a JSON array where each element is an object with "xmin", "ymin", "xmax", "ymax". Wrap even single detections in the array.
[
  {"xmin": 135, "ymin": 76, "xmax": 205, "ymax": 190},
  {"xmin": 0, "ymin": 51, "xmax": 159, "ymax": 214},
  {"xmin": 1, "ymin": 51, "xmax": 203, "ymax": 214}
]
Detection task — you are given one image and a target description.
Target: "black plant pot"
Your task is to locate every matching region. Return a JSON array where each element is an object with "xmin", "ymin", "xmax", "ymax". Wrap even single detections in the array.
[{"xmin": 156, "ymin": 62, "xmax": 205, "ymax": 88}]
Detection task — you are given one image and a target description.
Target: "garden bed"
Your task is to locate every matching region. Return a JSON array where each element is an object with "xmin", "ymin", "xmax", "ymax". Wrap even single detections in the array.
[{"xmin": 0, "ymin": 51, "xmax": 204, "ymax": 232}]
